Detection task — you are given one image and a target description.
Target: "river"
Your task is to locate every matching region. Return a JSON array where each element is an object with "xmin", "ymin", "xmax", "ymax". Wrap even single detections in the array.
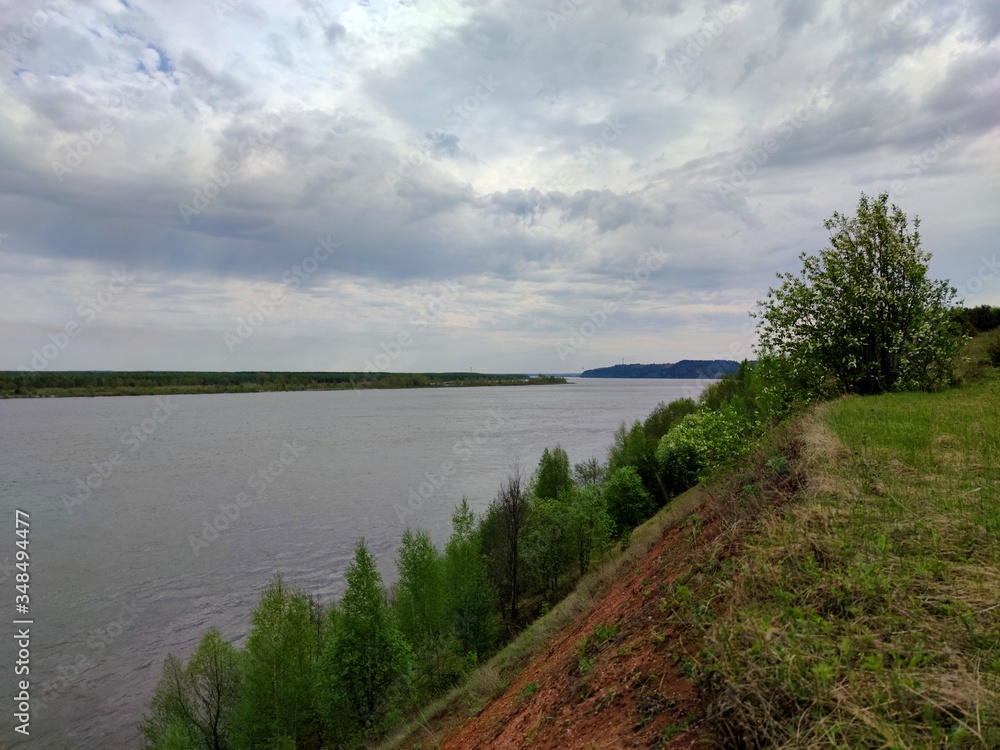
[{"xmin": 0, "ymin": 378, "xmax": 709, "ymax": 748}]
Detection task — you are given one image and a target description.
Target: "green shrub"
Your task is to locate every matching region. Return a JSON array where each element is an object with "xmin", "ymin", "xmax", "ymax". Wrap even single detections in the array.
[
  {"xmin": 989, "ymin": 330, "xmax": 1000, "ymax": 367},
  {"xmin": 656, "ymin": 407, "xmax": 759, "ymax": 494}
]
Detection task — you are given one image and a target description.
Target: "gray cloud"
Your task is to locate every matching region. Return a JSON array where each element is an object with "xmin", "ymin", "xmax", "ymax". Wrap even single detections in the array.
[{"xmin": 0, "ymin": 0, "xmax": 998, "ymax": 372}]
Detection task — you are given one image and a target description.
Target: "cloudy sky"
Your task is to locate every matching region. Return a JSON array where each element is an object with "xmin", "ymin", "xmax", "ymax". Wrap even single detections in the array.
[{"xmin": 1, "ymin": 0, "xmax": 998, "ymax": 374}]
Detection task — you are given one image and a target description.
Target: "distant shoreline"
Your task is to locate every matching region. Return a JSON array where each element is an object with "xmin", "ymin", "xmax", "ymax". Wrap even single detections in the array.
[{"xmin": 0, "ymin": 372, "xmax": 567, "ymax": 399}]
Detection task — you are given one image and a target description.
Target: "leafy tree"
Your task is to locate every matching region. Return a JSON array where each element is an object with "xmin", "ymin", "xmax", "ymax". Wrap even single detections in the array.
[
  {"xmin": 140, "ymin": 630, "xmax": 241, "ymax": 750},
  {"xmin": 754, "ymin": 191, "xmax": 962, "ymax": 396},
  {"xmin": 481, "ymin": 464, "xmax": 531, "ymax": 622},
  {"xmin": 523, "ymin": 496, "xmax": 574, "ymax": 599},
  {"xmin": 565, "ymin": 486, "xmax": 614, "ymax": 575},
  {"xmin": 393, "ymin": 529, "xmax": 459, "ymax": 694},
  {"xmin": 393, "ymin": 529, "xmax": 446, "ymax": 650},
  {"xmin": 603, "ymin": 465, "xmax": 656, "ymax": 536},
  {"xmin": 642, "ymin": 399, "xmax": 697, "ymax": 443},
  {"xmin": 572, "ymin": 457, "xmax": 606, "ymax": 490},
  {"xmin": 316, "ymin": 539, "xmax": 414, "ymax": 743},
  {"xmin": 607, "ymin": 421, "xmax": 660, "ymax": 499},
  {"xmin": 231, "ymin": 576, "xmax": 320, "ymax": 749},
  {"xmin": 532, "ymin": 445, "xmax": 573, "ymax": 500},
  {"xmin": 444, "ymin": 499, "xmax": 498, "ymax": 659}
]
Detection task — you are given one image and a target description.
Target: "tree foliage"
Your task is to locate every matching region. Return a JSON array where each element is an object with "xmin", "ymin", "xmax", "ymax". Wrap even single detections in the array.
[
  {"xmin": 603, "ymin": 465, "xmax": 656, "ymax": 536},
  {"xmin": 754, "ymin": 192, "xmax": 961, "ymax": 395},
  {"xmin": 316, "ymin": 539, "xmax": 414, "ymax": 743},
  {"xmin": 140, "ymin": 629, "xmax": 241, "ymax": 750},
  {"xmin": 232, "ymin": 576, "xmax": 320, "ymax": 749},
  {"xmin": 531, "ymin": 445, "xmax": 573, "ymax": 500}
]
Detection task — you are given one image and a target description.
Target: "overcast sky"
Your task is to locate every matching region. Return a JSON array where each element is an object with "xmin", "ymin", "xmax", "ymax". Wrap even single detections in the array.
[{"xmin": 1, "ymin": 0, "xmax": 998, "ymax": 374}]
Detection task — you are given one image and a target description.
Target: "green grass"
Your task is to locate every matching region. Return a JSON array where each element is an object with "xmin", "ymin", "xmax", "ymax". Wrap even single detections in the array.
[{"xmin": 696, "ymin": 370, "xmax": 1000, "ymax": 748}]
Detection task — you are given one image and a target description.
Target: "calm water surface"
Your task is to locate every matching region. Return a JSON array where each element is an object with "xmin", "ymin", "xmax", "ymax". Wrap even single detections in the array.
[{"xmin": 0, "ymin": 378, "xmax": 709, "ymax": 748}]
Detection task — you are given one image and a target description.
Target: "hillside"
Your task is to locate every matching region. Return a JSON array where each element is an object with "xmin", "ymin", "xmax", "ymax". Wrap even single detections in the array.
[
  {"xmin": 382, "ymin": 361, "xmax": 1000, "ymax": 749},
  {"xmin": 579, "ymin": 360, "xmax": 740, "ymax": 379}
]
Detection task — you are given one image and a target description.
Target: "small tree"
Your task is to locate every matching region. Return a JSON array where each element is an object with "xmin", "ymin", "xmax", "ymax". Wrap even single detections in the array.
[
  {"xmin": 603, "ymin": 465, "xmax": 656, "ymax": 536},
  {"xmin": 572, "ymin": 457, "xmax": 606, "ymax": 490},
  {"xmin": 316, "ymin": 539, "xmax": 414, "ymax": 743},
  {"xmin": 444, "ymin": 499, "xmax": 498, "ymax": 659},
  {"xmin": 532, "ymin": 445, "xmax": 573, "ymax": 500},
  {"xmin": 231, "ymin": 576, "xmax": 319, "ymax": 749},
  {"xmin": 481, "ymin": 464, "xmax": 530, "ymax": 622},
  {"xmin": 754, "ymin": 192, "xmax": 961, "ymax": 395},
  {"xmin": 140, "ymin": 629, "xmax": 241, "ymax": 750}
]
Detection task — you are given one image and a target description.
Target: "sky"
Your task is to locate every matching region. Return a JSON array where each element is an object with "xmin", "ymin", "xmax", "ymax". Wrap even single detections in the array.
[{"xmin": 1, "ymin": 0, "xmax": 998, "ymax": 374}]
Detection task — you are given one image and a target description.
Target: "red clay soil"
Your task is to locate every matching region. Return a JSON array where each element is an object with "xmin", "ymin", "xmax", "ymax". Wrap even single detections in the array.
[{"xmin": 422, "ymin": 514, "xmax": 729, "ymax": 750}]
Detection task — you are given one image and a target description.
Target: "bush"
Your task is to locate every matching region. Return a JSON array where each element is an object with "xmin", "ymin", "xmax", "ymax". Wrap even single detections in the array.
[
  {"xmin": 755, "ymin": 192, "xmax": 962, "ymax": 395},
  {"xmin": 656, "ymin": 407, "xmax": 759, "ymax": 495},
  {"xmin": 643, "ymin": 398, "xmax": 698, "ymax": 443},
  {"xmin": 989, "ymin": 330, "xmax": 1000, "ymax": 367}
]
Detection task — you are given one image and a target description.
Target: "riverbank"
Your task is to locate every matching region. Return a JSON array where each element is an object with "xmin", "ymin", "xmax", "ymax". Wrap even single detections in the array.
[
  {"xmin": 379, "ymin": 340, "xmax": 1000, "ymax": 748},
  {"xmin": 0, "ymin": 372, "xmax": 567, "ymax": 398}
]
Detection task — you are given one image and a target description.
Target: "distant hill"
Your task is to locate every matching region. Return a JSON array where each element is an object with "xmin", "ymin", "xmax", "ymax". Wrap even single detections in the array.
[{"xmin": 579, "ymin": 359, "xmax": 740, "ymax": 378}]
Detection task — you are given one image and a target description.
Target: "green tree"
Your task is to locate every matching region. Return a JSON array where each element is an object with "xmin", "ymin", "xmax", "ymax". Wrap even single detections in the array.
[
  {"xmin": 754, "ymin": 191, "xmax": 961, "ymax": 396},
  {"xmin": 532, "ymin": 445, "xmax": 573, "ymax": 500},
  {"xmin": 393, "ymin": 529, "xmax": 459, "ymax": 695},
  {"xmin": 231, "ymin": 576, "xmax": 320, "ymax": 749},
  {"xmin": 140, "ymin": 629, "xmax": 242, "ymax": 750},
  {"xmin": 607, "ymin": 420, "xmax": 661, "ymax": 500},
  {"xmin": 572, "ymin": 457, "xmax": 605, "ymax": 490},
  {"xmin": 523, "ymin": 495, "xmax": 574, "ymax": 599},
  {"xmin": 603, "ymin": 465, "xmax": 656, "ymax": 536},
  {"xmin": 642, "ymin": 398, "xmax": 697, "ymax": 443},
  {"xmin": 480, "ymin": 465, "xmax": 531, "ymax": 622},
  {"xmin": 444, "ymin": 499, "xmax": 498, "ymax": 659},
  {"xmin": 316, "ymin": 539, "xmax": 414, "ymax": 743},
  {"xmin": 565, "ymin": 485, "xmax": 613, "ymax": 575}
]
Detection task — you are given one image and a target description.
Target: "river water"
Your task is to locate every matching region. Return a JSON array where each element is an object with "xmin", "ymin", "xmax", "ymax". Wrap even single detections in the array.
[{"xmin": 0, "ymin": 378, "xmax": 709, "ymax": 748}]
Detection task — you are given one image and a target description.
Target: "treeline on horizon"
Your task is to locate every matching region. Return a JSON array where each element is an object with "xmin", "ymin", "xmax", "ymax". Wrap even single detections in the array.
[
  {"xmin": 579, "ymin": 358, "xmax": 742, "ymax": 379},
  {"xmin": 0, "ymin": 370, "xmax": 565, "ymax": 397}
]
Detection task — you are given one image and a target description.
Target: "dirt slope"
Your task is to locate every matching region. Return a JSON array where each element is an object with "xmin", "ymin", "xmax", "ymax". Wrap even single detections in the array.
[
  {"xmin": 386, "ymin": 478, "xmax": 743, "ymax": 750},
  {"xmin": 436, "ymin": 512, "xmax": 716, "ymax": 750}
]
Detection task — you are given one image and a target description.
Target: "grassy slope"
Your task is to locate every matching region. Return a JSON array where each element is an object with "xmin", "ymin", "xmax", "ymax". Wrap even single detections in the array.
[
  {"xmin": 699, "ymin": 375, "xmax": 1000, "ymax": 747},
  {"xmin": 381, "ymin": 341, "xmax": 1000, "ymax": 749}
]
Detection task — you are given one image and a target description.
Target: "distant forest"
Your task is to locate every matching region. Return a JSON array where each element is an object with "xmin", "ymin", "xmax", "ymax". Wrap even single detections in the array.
[
  {"xmin": 579, "ymin": 359, "xmax": 741, "ymax": 379},
  {"xmin": 0, "ymin": 371, "xmax": 565, "ymax": 398}
]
